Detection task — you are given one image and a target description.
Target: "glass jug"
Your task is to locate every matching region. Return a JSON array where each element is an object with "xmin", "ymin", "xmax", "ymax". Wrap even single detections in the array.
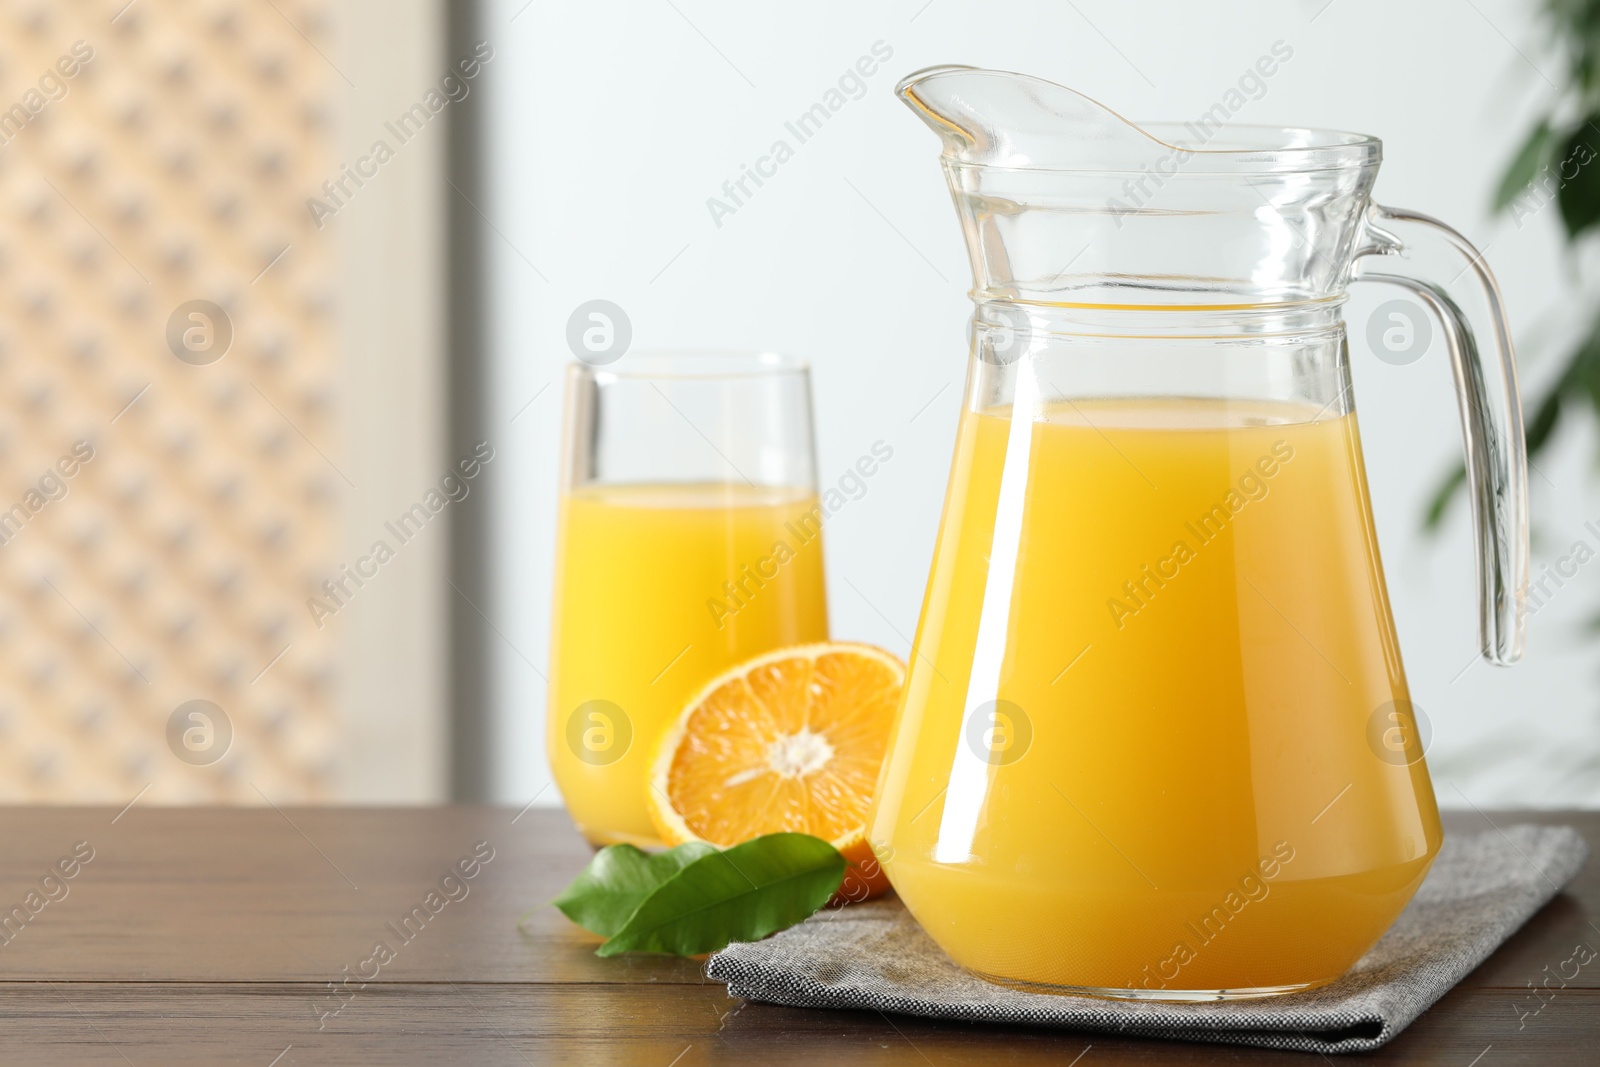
[{"xmin": 868, "ymin": 66, "xmax": 1529, "ymax": 999}]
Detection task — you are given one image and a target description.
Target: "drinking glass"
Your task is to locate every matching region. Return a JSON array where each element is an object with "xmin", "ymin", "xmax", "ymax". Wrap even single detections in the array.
[{"xmin": 549, "ymin": 352, "xmax": 830, "ymax": 847}]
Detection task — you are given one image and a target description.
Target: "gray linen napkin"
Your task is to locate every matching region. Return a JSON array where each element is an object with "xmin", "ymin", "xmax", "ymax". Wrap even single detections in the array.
[{"xmin": 708, "ymin": 824, "xmax": 1588, "ymax": 1054}]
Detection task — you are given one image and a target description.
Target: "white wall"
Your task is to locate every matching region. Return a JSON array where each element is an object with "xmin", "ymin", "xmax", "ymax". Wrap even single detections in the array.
[{"xmin": 478, "ymin": 0, "xmax": 1600, "ymax": 812}]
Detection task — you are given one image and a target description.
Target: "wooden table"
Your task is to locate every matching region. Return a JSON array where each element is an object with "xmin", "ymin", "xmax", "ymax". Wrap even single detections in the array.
[{"xmin": 0, "ymin": 806, "xmax": 1593, "ymax": 1064}]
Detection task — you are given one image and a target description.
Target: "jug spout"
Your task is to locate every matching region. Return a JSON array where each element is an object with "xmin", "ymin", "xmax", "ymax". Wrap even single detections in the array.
[
  {"xmin": 895, "ymin": 65, "xmax": 1174, "ymax": 172},
  {"xmin": 895, "ymin": 66, "xmax": 1383, "ymax": 307}
]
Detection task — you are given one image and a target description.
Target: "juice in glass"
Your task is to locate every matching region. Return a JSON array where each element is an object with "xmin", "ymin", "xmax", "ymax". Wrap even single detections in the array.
[
  {"xmin": 550, "ymin": 481, "xmax": 829, "ymax": 846},
  {"xmin": 871, "ymin": 397, "xmax": 1442, "ymax": 995}
]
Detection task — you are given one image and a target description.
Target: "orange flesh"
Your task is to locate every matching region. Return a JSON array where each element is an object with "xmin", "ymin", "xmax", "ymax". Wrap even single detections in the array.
[{"xmin": 660, "ymin": 648, "xmax": 902, "ymax": 848}]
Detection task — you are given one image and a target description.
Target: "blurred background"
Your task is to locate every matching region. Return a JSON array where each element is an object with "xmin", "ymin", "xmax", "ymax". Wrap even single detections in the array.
[{"xmin": 6, "ymin": 0, "xmax": 1598, "ymax": 809}]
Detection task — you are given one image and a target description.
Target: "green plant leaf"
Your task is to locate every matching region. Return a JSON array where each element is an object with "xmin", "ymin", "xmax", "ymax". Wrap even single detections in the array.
[
  {"xmin": 1525, "ymin": 388, "xmax": 1565, "ymax": 457},
  {"xmin": 1557, "ymin": 120, "xmax": 1600, "ymax": 237},
  {"xmin": 1494, "ymin": 119, "xmax": 1555, "ymax": 212},
  {"xmin": 1423, "ymin": 464, "xmax": 1468, "ymax": 532},
  {"xmin": 597, "ymin": 833, "xmax": 846, "ymax": 957},
  {"xmin": 553, "ymin": 841, "xmax": 717, "ymax": 937}
]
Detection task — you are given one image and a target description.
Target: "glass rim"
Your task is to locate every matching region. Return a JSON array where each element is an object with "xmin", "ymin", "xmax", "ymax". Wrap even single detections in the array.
[
  {"xmin": 942, "ymin": 124, "xmax": 1382, "ymax": 176},
  {"xmin": 900, "ymin": 68, "xmax": 1381, "ymax": 174},
  {"xmin": 1142, "ymin": 122, "xmax": 1381, "ymax": 153},
  {"xmin": 571, "ymin": 349, "xmax": 808, "ymax": 382}
]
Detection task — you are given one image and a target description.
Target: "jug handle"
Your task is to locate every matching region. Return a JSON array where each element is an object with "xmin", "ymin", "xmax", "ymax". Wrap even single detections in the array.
[{"xmin": 1354, "ymin": 203, "xmax": 1529, "ymax": 666}]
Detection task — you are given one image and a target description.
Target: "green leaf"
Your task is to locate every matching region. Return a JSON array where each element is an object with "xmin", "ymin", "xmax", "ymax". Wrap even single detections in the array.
[
  {"xmin": 1568, "ymin": 325, "xmax": 1600, "ymax": 411},
  {"xmin": 1556, "ymin": 120, "xmax": 1600, "ymax": 237},
  {"xmin": 597, "ymin": 833, "xmax": 846, "ymax": 957},
  {"xmin": 553, "ymin": 841, "xmax": 717, "ymax": 937},
  {"xmin": 1494, "ymin": 120, "xmax": 1555, "ymax": 212},
  {"xmin": 1423, "ymin": 464, "xmax": 1468, "ymax": 532},
  {"xmin": 1525, "ymin": 388, "xmax": 1564, "ymax": 458}
]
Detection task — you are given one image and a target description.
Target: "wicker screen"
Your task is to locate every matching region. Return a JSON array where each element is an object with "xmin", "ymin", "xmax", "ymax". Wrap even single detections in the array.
[{"xmin": 0, "ymin": 0, "xmax": 340, "ymax": 802}]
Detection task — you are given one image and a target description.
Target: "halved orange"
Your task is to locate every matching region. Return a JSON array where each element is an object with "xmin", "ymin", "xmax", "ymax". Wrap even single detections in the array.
[{"xmin": 646, "ymin": 642, "xmax": 906, "ymax": 901}]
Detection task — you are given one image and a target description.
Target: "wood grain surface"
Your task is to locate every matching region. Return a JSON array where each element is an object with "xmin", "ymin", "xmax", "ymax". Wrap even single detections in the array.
[{"xmin": 0, "ymin": 806, "xmax": 1593, "ymax": 1064}]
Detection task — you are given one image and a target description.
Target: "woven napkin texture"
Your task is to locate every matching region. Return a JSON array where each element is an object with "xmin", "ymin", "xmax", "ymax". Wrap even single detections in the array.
[{"xmin": 708, "ymin": 824, "xmax": 1588, "ymax": 1053}]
